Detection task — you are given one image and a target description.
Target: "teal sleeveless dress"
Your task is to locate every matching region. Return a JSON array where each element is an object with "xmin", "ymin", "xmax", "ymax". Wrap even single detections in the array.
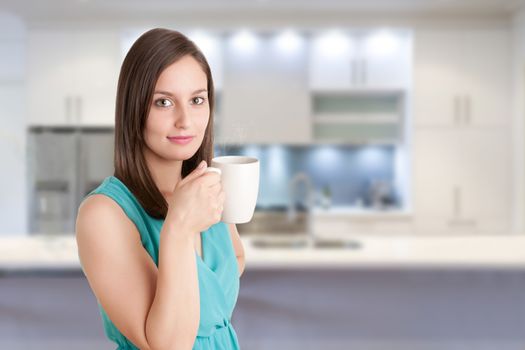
[{"xmin": 84, "ymin": 175, "xmax": 241, "ymax": 350}]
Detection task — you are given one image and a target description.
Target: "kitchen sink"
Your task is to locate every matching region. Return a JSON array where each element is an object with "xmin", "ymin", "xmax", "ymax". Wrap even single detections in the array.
[
  {"xmin": 250, "ymin": 237, "xmax": 362, "ymax": 250},
  {"xmin": 237, "ymin": 209, "xmax": 308, "ymax": 235},
  {"xmin": 250, "ymin": 237, "xmax": 309, "ymax": 249},
  {"xmin": 313, "ymin": 239, "xmax": 362, "ymax": 249},
  {"xmin": 242, "ymin": 210, "xmax": 363, "ymax": 250}
]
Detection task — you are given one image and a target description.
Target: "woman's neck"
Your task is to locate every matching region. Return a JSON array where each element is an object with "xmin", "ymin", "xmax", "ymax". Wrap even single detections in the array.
[{"xmin": 143, "ymin": 147, "xmax": 183, "ymax": 198}]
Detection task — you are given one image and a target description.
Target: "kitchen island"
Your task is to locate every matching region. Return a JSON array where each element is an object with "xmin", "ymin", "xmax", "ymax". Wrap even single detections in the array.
[
  {"xmin": 1, "ymin": 234, "xmax": 525, "ymax": 350},
  {"xmin": 0, "ymin": 233, "xmax": 524, "ymax": 272}
]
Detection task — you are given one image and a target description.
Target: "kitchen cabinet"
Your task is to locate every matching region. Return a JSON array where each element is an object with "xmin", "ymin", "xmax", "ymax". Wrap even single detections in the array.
[
  {"xmin": 414, "ymin": 28, "xmax": 510, "ymax": 128},
  {"xmin": 309, "ymin": 30, "xmax": 411, "ymax": 91},
  {"xmin": 310, "ymin": 90, "xmax": 405, "ymax": 144},
  {"xmin": 189, "ymin": 33, "xmax": 224, "ymax": 91},
  {"xmin": 413, "ymin": 128, "xmax": 510, "ymax": 234},
  {"xmin": 28, "ymin": 30, "xmax": 120, "ymax": 127},
  {"xmin": 308, "ymin": 30, "xmax": 411, "ymax": 144},
  {"xmin": 220, "ymin": 33, "xmax": 310, "ymax": 144}
]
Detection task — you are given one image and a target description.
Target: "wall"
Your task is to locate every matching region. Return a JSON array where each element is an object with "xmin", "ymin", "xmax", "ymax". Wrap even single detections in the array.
[
  {"xmin": 512, "ymin": 9, "xmax": 525, "ymax": 234},
  {"xmin": 0, "ymin": 12, "xmax": 26, "ymax": 235}
]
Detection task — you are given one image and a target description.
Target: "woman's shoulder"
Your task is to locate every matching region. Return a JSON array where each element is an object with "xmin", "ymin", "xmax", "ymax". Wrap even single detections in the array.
[
  {"xmin": 78, "ymin": 176, "xmax": 141, "ymax": 232},
  {"xmin": 76, "ymin": 184, "xmax": 145, "ymax": 254},
  {"xmin": 78, "ymin": 176, "xmax": 155, "ymax": 243},
  {"xmin": 83, "ymin": 176, "xmax": 143, "ymax": 215},
  {"xmin": 77, "ymin": 191, "xmax": 132, "ymax": 234}
]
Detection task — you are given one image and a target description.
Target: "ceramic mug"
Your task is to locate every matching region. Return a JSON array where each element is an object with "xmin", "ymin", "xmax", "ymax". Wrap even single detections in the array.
[{"xmin": 204, "ymin": 156, "xmax": 260, "ymax": 224}]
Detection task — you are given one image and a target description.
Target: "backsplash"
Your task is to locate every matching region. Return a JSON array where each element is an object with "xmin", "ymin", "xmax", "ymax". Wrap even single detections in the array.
[
  {"xmin": 27, "ymin": 128, "xmax": 401, "ymax": 233},
  {"xmin": 215, "ymin": 144, "xmax": 400, "ymax": 210}
]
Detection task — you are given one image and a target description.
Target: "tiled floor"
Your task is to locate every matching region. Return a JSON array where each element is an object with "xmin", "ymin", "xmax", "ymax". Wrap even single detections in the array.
[{"xmin": 1, "ymin": 269, "xmax": 525, "ymax": 350}]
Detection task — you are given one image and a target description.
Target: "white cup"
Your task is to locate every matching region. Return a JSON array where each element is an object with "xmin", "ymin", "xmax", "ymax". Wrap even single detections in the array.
[{"xmin": 204, "ymin": 156, "xmax": 260, "ymax": 224}]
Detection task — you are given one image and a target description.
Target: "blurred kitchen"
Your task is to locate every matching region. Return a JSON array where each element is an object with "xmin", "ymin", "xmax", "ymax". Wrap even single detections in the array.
[{"xmin": 2, "ymin": 0, "xmax": 525, "ymax": 349}]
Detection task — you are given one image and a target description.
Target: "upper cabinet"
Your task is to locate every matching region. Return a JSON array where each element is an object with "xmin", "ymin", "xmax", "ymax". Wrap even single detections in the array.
[
  {"xmin": 187, "ymin": 33, "xmax": 224, "ymax": 91},
  {"xmin": 28, "ymin": 30, "xmax": 120, "ymax": 127},
  {"xmin": 309, "ymin": 30, "xmax": 412, "ymax": 91},
  {"xmin": 308, "ymin": 29, "xmax": 412, "ymax": 144},
  {"xmin": 414, "ymin": 28, "xmax": 510, "ymax": 128},
  {"xmin": 220, "ymin": 31, "xmax": 310, "ymax": 144}
]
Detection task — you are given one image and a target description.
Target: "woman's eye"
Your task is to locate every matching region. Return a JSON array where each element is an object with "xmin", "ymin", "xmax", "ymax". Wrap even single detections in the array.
[
  {"xmin": 155, "ymin": 98, "xmax": 173, "ymax": 107},
  {"xmin": 192, "ymin": 97, "xmax": 205, "ymax": 105}
]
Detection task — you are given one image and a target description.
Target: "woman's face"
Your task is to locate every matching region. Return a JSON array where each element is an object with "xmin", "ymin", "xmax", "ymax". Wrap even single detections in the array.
[{"xmin": 144, "ymin": 55, "xmax": 210, "ymax": 162}]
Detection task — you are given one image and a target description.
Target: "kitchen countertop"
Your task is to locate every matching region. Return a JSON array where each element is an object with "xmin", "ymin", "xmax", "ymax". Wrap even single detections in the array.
[
  {"xmin": 1, "ymin": 234, "xmax": 525, "ymax": 272},
  {"xmin": 312, "ymin": 206, "xmax": 412, "ymax": 218}
]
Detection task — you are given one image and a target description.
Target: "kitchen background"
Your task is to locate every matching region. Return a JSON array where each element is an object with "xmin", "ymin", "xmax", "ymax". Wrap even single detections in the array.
[{"xmin": 1, "ymin": 0, "xmax": 525, "ymax": 349}]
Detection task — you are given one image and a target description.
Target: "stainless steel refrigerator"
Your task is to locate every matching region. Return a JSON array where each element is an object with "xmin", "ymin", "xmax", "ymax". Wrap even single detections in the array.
[{"xmin": 27, "ymin": 127, "xmax": 114, "ymax": 234}]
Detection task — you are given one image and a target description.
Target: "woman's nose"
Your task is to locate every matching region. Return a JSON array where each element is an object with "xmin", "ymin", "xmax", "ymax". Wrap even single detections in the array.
[{"xmin": 174, "ymin": 106, "xmax": 191, "ymax": 129}]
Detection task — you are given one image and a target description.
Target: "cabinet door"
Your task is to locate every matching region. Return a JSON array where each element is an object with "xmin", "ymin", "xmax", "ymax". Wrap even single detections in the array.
[
  {"xmin": 413, "ymin": 30, "xmax": 464, "ymax": 128},
  {"xmin": 308, "ymin": 33, "xmax": 357, "ymax": 90},
  {"xmin": 221, "ymin": 34, "xmax": 309, "ymax": 144},
  {"xmin": 458, "ymin": 128, "xmax": 511, "ymax": 232},
  {"xmin": 188, "ymin": 34, "xmax": 224, "ymax": 91},
  {"xmin": 74, "ymin": 31, "xmax": 120, "ymax": 127},
  {"xmin": 28, "ymin": 31, "xmax": 76, "ymax": 126},
  {"xmin": 462, "ymin": 29, "xmax": 510, "ymax": 127},
  {"xmin": 361, "ymin": 32, "xmax": 411, "ymax": 89},
  {"xmin": 413, "ymin": 129, "xmax": 464, "ymax": 233}
]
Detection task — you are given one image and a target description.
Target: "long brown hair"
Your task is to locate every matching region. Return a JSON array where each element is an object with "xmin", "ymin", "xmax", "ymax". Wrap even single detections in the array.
[{"xmin": 114, "ymin": 28, "xmax": 215, "ymax": 219}]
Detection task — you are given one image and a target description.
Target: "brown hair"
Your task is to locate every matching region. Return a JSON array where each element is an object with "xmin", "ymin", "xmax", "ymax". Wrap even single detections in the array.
[{"xmin": 114, "ymin": 28, "xmax": 215, "ymax": 219}]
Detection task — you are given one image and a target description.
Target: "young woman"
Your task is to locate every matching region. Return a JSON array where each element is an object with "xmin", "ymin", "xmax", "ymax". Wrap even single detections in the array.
[{"xmin": 75, "ymin": 28, "xmax": 245, "ymax": 350}]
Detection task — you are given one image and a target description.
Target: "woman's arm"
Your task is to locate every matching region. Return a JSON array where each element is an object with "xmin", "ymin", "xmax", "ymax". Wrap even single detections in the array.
[
  {"xmin": 76, "ymin": 195, "xmax": 200, "ymax": 350},
  {"xmin": 228, "ymin": 223, "xmax": 246, "ymax": 277},
  {"xmin": 145, "ymin": 219, "xmax": 200, "ymax": 349}
]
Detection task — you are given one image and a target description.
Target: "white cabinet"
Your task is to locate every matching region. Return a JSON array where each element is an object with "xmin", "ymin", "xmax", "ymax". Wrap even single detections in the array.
[
  {"xmin": 220, "ymin": 33, "xmax": 310, "ymax": 144},
  {"xmin": 309, "ymin": 32, "xmax": 357, "ymax": 90},
  {"xmin": 414, "ymin": 28, "xmax": 510, "ymax": 128},
  {"xmin": 413, "ymin": 26, "xmax": 512, "ymax": 234},
  {"xmin": 360, "ymin": 31, "xmax": 412, "ymax": 89},
  {"xmin": 458, "ymin": 129, "xmax": 511, "ymax": 231},
  {"xmin": 188, "ymin": 33, "xmax": 224, "ymax": 91},
  {"xmin": 73, "ymin": 31, "xmax": 120, "ymax": 127},
  {"xmin": 28, "ymin": 31, "xmax": 74, "ymax": 126},
  {"xmin": 28, "ymin": 30, "xmax": 120, "ymax": 126},
  {"xmin": 309, "ymin": 30, "xmax": 411, "ymax": 91},
  {"xmin": 413, "ymin": 128, "xmax": 510, "ymax": 234}
]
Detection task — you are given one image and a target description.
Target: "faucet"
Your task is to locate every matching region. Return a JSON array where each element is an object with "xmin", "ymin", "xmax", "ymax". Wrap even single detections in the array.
[{"xmin": 288, "ymin": 171, "xmax": 315, "ymax": 244}]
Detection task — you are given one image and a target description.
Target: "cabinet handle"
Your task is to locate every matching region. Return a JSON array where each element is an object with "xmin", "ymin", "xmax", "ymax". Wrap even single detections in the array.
[
  {"xmin": 351, "ymin": 59, "xmax": 357, "ymax": 86},
  {"xmin": 453, "ymin": 186, "xmax": 460, "ymax": 219},
  {"xmin": 65, "ymin": 96, "xmax": 72, "ymax": 124},
  {"xmin": 465, "ymin": 95, "xmax": 471, "ymax": 125},
  {"xmin": 362, "ymin": 59, "xmax": 367, "ymax": 85},
  {"xmin": 453, "ymin": 96, "xmax": 460, "ymax": 125},
  {"xmin": 76, "ymin": 96, "xmax": 82, "ymax": 125},
  {"xmin": 457, "ymin": 186, "xmax": 462, "ymax": 218}
]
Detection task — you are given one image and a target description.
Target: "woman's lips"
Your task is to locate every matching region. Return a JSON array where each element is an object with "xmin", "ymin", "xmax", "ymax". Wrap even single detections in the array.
[{"xmin": 167, "ymin": 136, "xmax": 194, "ymax": 145}]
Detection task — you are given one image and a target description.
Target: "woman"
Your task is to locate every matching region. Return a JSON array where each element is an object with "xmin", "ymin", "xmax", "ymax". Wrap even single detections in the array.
[{"xmin": 76, "ymin": 28, "xmax": 245, "ymax": 350}]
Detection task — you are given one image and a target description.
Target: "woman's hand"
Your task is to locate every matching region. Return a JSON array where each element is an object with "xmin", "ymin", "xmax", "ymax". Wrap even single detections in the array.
[{"xmin": 166, "ymin": 160, "xmax": 225, "ymax": 235}]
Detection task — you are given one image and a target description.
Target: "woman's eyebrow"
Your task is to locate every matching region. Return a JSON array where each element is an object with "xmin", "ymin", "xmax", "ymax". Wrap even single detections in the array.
[{"xmin": 154, "ymin": 89, "xmax": 207, "ymax": 96}]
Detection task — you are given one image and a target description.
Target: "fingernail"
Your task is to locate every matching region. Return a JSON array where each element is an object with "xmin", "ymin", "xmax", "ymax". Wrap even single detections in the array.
[{"xmin": 199, "ymin": 160, "xmax": 206, "ymax": 169}]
